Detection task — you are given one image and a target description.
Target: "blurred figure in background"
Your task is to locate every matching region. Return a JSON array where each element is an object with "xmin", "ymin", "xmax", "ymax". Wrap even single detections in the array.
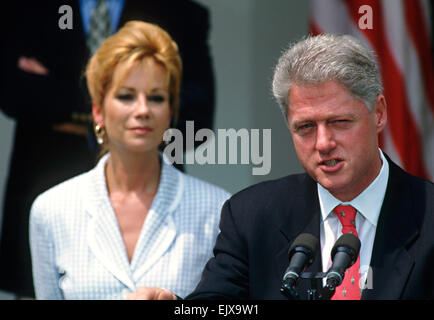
[
  {"xmin": 0, "ymin": 0, "xmax": 215, "ymax": 298},
  {"xmin": 29, "ymin": 20, "xmax": 229, "ymax": 300}
]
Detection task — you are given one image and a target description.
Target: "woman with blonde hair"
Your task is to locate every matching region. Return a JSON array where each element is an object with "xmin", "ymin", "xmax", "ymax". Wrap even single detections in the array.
[{"xmin": 29, "ymin": 21, "xmax": 230, "ymax": 300}]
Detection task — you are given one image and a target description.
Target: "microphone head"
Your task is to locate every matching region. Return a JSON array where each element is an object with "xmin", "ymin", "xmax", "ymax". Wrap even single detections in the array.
[
  {"xmin": 331, "ymin": 233, "xmax": 361, "ymax": 264},
  {"xmin": 288, "ymin": 233, "xmax": 319, "ymax": 263}
]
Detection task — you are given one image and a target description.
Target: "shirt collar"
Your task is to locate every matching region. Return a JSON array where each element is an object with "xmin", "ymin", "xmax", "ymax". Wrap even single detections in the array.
[{"xmin": 317, "ymin": 149, "xmax": 389, "ymax": 226}]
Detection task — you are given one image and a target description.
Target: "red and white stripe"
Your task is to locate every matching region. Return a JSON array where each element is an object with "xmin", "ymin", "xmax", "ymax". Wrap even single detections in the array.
[{"xmin": 310, "ymin": 0, "xmax": 434, "ymax": 181}]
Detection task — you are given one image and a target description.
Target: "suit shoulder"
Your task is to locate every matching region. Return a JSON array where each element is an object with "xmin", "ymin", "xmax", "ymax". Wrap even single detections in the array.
[
  {"xmin": 36, "ymin": 171, "xmax": 89, "ymax": 199},
  {"xmin": 223, "ymin": 173, "xmax": 310, "ymax": 220},
  {"xmin": 165, "ymin": 168, "xmax": 231, "ymax": 227},
  {"xmin": 217, "ymin": 173, "xmax": 312, "ymax": 242},
  {"xmin": 231, "ymin": 173, "xmax": 308, "ymax": 203},
  {"xmin": 30, "ymin": 171, "xmax": 89, "ymax": 218},
  {"xmin": 391, "ymin": 161, "xmax": 434, "ymax": 195},
  {"xmin": 407, "ymin": 172, "xmax": 434, "ymax": 209},
  {"xmin": 180, "ymin": 170, "xmax": 231, "ymax": 201}
]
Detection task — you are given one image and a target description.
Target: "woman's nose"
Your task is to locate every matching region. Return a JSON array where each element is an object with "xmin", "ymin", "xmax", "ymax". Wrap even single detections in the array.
[{"xmin": 135, "ymin": 95, "xmax": 151, "ymax": 117}]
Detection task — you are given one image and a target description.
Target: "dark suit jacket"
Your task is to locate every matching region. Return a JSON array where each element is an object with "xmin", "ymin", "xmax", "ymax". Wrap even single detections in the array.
[
  {"xmin": 187, "ymin": 156, "xmax": 434, "ymax": 300},
  {"xmin": 0, "ymin": 0, "xmax": 215, "ymax": 297}
]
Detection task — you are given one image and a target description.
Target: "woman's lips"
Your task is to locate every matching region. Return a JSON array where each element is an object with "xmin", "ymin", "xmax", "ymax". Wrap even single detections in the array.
[
  {"xmin": 319, "ymin": 158, "xmax": 344, "ymax": 173},
  {"xmin": 130, "ymin": 127, "xmax": 153, "ymax": 134}
]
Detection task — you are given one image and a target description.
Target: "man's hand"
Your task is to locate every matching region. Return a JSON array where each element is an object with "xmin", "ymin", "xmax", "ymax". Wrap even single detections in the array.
[
  {"xmin": 126, "ymin": 287, "xmax": 178, "ymax": 300},
  {"xmin": 17, "ymin": 56, "xmax": 49, "ymax": 75}
]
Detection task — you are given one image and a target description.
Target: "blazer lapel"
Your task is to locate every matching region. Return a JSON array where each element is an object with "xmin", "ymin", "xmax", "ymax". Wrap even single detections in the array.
[
  {"xmin": 273, "ymin": 174, "xmax": 323, "ymax": 300},
  {"xmin": 130, "ymin": 209, "xmax": 177, "ymax": 281},
  {"xmin": 130, "ymin": 158, "xmax": 181, "ymax": 281},
  {"xmin": 362, "ymin": 159, "xmax": 418, "ymax": 300},
  {"xmin": 86, "ymin": 155, "xmax": 135, "ymax": 290}
]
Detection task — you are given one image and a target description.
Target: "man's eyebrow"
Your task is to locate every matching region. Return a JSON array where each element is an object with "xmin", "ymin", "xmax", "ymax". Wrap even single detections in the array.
[{"xmin": 291, "ymin": 112, "xmax": 358, "ymax": 125}]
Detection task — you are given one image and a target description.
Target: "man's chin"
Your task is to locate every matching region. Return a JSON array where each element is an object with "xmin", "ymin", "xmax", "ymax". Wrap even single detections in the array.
[{"xmin": 316, "ymin": 176, "xmax": 349, "ymax": 194}]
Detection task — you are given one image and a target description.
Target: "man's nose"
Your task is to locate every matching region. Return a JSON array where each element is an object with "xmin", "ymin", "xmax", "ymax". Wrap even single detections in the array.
[{"xmin": 315, "ymin": 124, "xmax": 336, "ymax": 153}]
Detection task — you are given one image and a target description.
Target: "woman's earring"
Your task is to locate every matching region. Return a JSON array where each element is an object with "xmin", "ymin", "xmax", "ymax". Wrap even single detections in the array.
[{"xmin": 94, "ymin": 124, "xmax": 105, "ymax": 145}]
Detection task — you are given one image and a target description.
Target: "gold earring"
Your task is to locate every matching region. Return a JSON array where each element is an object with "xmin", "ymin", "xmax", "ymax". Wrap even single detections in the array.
[{"xmin": 94, "ymin": 124, "xmax": 105, "ymax": 145}]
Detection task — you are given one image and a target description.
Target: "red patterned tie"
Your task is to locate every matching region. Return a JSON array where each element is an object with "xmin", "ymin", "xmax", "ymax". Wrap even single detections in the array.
[{"xmin": 331, "ymin": 205, "xmax": 361, "ymax": 300}]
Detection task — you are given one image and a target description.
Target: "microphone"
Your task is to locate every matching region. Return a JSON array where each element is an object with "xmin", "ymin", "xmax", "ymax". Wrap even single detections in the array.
[
  {"xmin": 325, "ymin": 233, "xmax": 361, "ymax": 291},
  {"xmin": 282, "ymin": 233, "xmax": 319, "ymax": 291}
]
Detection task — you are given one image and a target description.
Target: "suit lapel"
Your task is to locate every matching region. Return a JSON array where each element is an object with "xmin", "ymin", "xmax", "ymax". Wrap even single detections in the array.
[
  {"xmin": 362, "ymin": 159, "xmax": 418, "ymax": 300},
  {"xmin": 87, "ymin": 205, "xmax": 136, "ymax": 290},
  {"xmin": 273, "ymin": 174, "xmax": 323, "ymax": 300},
  {"xmin": 130, "ymin": 208, "xmax": 177, "ymax": 281},
  {"xmin": 86, "ymin": 155, "xmax": 135, "ymax": 290},
  {"xmin": 130, "ymin": 157, "xmax": 181, "ymax": 281}
]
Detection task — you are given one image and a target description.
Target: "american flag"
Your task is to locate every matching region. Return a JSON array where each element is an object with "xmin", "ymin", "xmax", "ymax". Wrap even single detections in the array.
[{"xmin": 310, "ymin": 0, "xmax": 434, "ymax": 181}]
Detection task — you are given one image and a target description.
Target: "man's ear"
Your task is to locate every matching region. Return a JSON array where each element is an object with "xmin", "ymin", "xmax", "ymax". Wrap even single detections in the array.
[{"xmin": 374, "ymin": 94, "xmax": 387, "ymax": 134}]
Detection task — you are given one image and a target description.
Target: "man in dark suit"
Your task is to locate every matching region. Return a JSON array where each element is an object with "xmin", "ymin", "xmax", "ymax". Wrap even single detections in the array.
[
  {"xmin": 0, "ymin": 0, "xmax": 215, "ymax": 298},
  {"xmin": 127, "ymin": 33, "xmax": 434, "ymax": 300}
]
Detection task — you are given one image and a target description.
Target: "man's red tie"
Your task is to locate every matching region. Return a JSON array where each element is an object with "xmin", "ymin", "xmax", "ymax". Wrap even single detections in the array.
[{"xmin": 331, "ymin": 205, "xmax": 361, "ymax": 300}]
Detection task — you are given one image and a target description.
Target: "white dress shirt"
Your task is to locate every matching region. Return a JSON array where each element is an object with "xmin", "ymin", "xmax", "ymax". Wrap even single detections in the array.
[
  {"xmin": 30, "ymin": 153, "xmax": 231, "ymax": 299},
  {"xmin": 318, "ymin": 149, "xmax": 389, "ymax": 289}
]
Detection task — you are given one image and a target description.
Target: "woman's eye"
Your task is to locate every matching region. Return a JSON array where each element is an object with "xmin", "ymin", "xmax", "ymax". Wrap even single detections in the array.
[
  {"xmin": 116, "ymin": 93, "xmax": 135, "ymax": 101},
  {"xmin": 147, "ymin": 95, "xmax": 166, "ymax": 103}
]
